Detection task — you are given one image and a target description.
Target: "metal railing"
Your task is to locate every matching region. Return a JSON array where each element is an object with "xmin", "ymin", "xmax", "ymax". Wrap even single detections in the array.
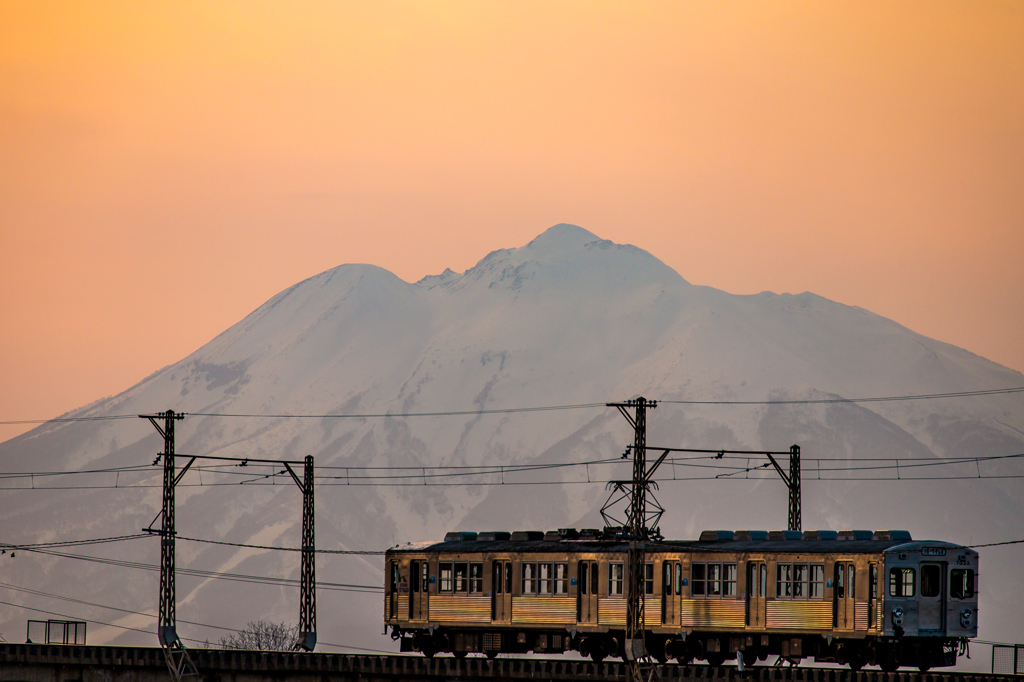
[
  {"xmin": 25, "ymin": 620, "xmax": 87, "ymax": 645},
  {"xmin": 992, "ymin": 644, "xmax": 1024, "ymax": 675}
]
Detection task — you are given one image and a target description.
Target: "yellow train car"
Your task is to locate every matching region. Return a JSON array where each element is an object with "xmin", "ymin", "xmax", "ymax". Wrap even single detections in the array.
[{"xmin": 384, "ymin": 528, "xmax": 977, "ymax": 672}]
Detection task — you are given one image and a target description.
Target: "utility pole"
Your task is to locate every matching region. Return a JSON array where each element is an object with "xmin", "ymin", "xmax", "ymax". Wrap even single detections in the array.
[
  {"xmin": 606, "ymin": 397, "xmax": 664, "ymax": 682},
  {"xmin": 788, "ymin": 445, "xmax": 801, "ymax": 532},
  {"xmin": 765, "ymin": 444, "xmax": 801, "ymax": 531},
  {"xmin": 285, "ymin": 455, "xmax": 316, "ymax": 651},
  {"xmin": 141, "ymin": 410, "xmax": 197, "ymax": 682}
]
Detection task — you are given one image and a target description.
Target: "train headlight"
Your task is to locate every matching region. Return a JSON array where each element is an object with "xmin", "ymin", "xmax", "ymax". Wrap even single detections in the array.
[
  {"xmin": 891, "ymin": 606, "xmax": 904, "ymax": 627},
  {"xmin": 960, "ymin": 608, "xmax": 972, "ymax": 628}
]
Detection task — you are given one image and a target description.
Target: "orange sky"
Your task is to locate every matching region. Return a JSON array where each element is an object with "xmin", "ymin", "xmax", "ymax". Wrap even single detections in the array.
[{"xmin": 2, "ymin": 1, "xmax": 1022, "ymax": 439}]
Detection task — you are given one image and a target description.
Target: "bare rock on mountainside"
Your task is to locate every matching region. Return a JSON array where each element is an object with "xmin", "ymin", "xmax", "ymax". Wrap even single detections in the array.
[{"xmin": 1, "ymin": 224, "xmax": 1021, "ymax": 656}]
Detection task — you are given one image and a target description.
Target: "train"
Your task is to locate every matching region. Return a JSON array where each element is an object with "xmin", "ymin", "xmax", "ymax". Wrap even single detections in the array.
[{"xmin": 384, "ymin": 528, "xmax": 978, "ymax": 671}]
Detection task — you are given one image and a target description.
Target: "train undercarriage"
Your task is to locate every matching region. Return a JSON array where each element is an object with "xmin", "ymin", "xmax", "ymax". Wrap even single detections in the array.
[{"xmin": 391, "ymin": 625, "xmax": 962, "ymax": 672}]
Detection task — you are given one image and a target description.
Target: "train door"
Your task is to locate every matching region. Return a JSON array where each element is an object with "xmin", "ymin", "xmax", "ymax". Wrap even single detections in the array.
[
  {"xmin": 746, "ymin": 561, "xmax": 767, "ymax": 627},
  {"xmin": 410, "ymin": 560, "xmax": 428, "ymax": 621},
  {"xmin": 388, "ymin": 561, "xmax": 399, "ymax": 619},
  {"xmin": 919, "ymin": 563, "xmax": 945, "ymax": 630},
  {"xmin": 833, "ymin": 562, "xmax": 855, "ymax": 629},
  {"xmin": 868, "ymin": 563, "xmax": 879, "ymax": 629},
  {"xmin": 662, "ymin": 561, "xmax": 681, "ymax": 625},
  {"xmin": 491, "ymin": 560, "xmax": 512, "ymax": 622},
  {"xmin": 577, "ymin": 561, "xmax": 599, "ymax": 624}
]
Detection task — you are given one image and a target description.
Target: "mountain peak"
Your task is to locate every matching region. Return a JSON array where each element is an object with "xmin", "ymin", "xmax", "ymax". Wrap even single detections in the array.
[{"xmin": 524, "ymin": 223, "xmax": 600, "ymax": 251}]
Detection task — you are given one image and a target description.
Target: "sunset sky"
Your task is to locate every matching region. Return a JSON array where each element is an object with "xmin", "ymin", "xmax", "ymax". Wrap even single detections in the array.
[{"xmin": 2, "ymin": 1, "xmax": 1022, "ymax": 439}]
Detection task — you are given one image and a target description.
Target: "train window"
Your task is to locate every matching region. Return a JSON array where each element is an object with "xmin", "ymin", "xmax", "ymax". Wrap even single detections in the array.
[
  {"xmin": 950, "ymin": 569, "xmax": 975, "ymax": 599},
  {"xmin": 580, "ymin": 562, "xmax": 589, "ymax": 595},
  {"xmin": 691, "ymin": 563, "xmax": 706, "ymax": 596},
  {"xmin": 920, "ymin": 565, "xmax": 940, "ymax": 597},
  {"xmin": 889, "ymin": 567, "xmax": 915, "ymax": 597},
  {"xmin": 522, "ymin": 563, "xmax": 537, "ymax": 594},
  {"xmin": 793, "ymin": 565, "xmax": 807, "ymax": 597},
  {"xmin": 469, "ymin": 563, "xmax": 483, "ymax": 593},
  {"xmin": 723, "ymin": 564, "xmax": 737, "ymax": 596},
  {"xmin": 493, "ymin": 563, "xmax": 504, "ymax": 594},
  {"xmin": 554, "ymin": 563, "xmax": 568, "ymax": 594},
  {"xmin": 664, "ymin": 563, "xmax": 673, "ymax": 596},
  {"xmin": 609, "ymin": 563, "xmax": 624, "ymax": 596},
  {"xmin": 810, "ymin": 565, "xmax": 825, "ymax": 597},
  {"xmin": 836, "ymin": 564, "xmax": 846, "ymax": 599},
  {"xmin": 645, "ymin": 563, "xmax": 655, "ymax": 595},
  {"xmin": 776, "ymin": 563, "xmax": 824, "ymax": 598},
  {"xmin": 676, "ymin": 563, "xmax": 684, "ymax": 595},
  {"xmin": 411, "ymin": 561, "xmax": 419, "ymax": 593},
  {"xmin": 389, "ymin": 562, "xmax": 399, "ymax": 593},
  {"xmin": 690, "ymin": 562, "xmax": 736, "ymax": 598},
  {"xmin": 539, "ymin": 563, "xmax": 552, "ymax": 594},
  {"xmin": 505, "ymin": 562, "xmax": 513, "ymax": 594},
  {"xmin": 591, "ymin": 562, "xmax": 599, "ymax": 595},
  {"xmin": 439, "ymin": 563, "xmax": 453, "ymax": 592},
  {"xmin": 760, "ymin": 564, "xmax": 768, "ymax": 598},
  {"xmin": 707, "ymin": 564, "xmax": 722, "ymax": 596},
  {"xmin": 454, "ymin": 563, "xmax": 469, "ymax": 592},
  {"xmin": 422, "ymin": 562, "xmax": 429, "ymax": 592},
  {"xmin": 777, "ymin": 564, "xmax": 792, "ymax": 597}
]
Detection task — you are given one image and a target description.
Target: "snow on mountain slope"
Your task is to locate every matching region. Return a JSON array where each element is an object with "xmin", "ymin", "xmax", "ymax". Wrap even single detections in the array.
[{"xmin": 1, "ymin": 224, "xmax": 1022, "ymax": 656}]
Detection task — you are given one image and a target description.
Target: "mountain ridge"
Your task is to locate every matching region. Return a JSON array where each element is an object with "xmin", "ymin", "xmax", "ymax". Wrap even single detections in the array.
[{"xmin": 0, "ymin": 224, "xmax": 1021, "ymax": 659}]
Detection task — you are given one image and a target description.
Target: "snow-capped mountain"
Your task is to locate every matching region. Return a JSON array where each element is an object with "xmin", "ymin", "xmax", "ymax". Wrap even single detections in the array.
[{"xmin": 1, "ymin": 224, "xmax": 1021, "ymax": 657}]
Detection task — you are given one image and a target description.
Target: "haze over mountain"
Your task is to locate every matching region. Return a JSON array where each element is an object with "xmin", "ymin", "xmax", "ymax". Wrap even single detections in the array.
[{"xmin": 1, "ymin": 224, "xmax": 1022, "ymax": 659}]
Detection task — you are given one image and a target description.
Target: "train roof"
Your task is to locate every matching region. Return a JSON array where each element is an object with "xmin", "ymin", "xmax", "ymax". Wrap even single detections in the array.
[
  {"xmin": 386, "ymin": 538, "xmax": 971, "ymax": 555},
  {"xmin": 385, "ymin": 527, "xmax": 978, "ymax": 556}
]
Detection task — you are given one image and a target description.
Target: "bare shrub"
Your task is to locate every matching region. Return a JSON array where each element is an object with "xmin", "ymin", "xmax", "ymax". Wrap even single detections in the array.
[{"xmin": 219, "ymin": 621, "xmax": 297, "ymax": 651}]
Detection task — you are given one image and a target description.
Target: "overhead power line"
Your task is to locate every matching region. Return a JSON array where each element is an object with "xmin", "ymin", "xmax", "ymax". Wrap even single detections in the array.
[
  {"xmin": 0, "ymin": 600, "xmax": 213, "ymax": 646},
  {"xmin": 2, "ymin": 452, "xmax": 1021, "ymax": 485},
  {"xmin": 0, "ymin": 535, "xmax": 150, "ymax": 550},
  {"xmin": 2, "ymin": 385, "xmax": 1021, "ymax": 426},
  {"xmin": 658, "ymin": 386, "xmax": 1024, "ymax": 405},
  {"xmin": 0, "ymin": 582, "xmax": 237, "ymax": 633},
  {"xmin": 4, "ymin": 545, "xmax": 382, "ymax": 593},
  {"xmin": 0, "ymin": 596, "xmax": 394, "ymax": 653},
  {"xmin": 175, "ymin": 536, "xmax": 384, "ymax": 556}
]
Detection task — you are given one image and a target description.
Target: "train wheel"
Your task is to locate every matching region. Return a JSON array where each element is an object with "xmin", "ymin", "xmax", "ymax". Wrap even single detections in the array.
[
  {"xmin": 879, "ymin": 657, "xmax": 899, "ymax": 673},
  {"xmin": 485, "ymin": 651, "xmax": 499, "ymax": 660},
  {"xmin": 918, "ymin": 665, "xmax": 931, "ymax": 673},
  {"xmin": 420, "ymin": 646, "xmax": 436, "ymax": 659},
  {"xmin": 706, "ymin": 654, "xmax": 726, "ymax": 667},
  {"xmin": 452, "ymin": 650, "xmax": 467, "ymax": 660}
]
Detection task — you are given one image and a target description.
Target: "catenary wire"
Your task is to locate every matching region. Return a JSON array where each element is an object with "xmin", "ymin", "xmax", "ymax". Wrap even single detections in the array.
[
  {"xmin": 0, "ymin": 597, "xmax": 395, "ymax": 653},
  {"xmin": 175, "ymin": 536, "xmax": 384, "ymax": 555},
  {"xmin": 657, "ymin": 386, "xmax": 1024, "ymax": 405},
  {"xmin": 0, "ymin": 582, "xmax": 237, "ymax": 632},
  {"xmin": 6, "ymin": 545, "xmax": 382, "ymax": 592},
  {"xmin": 0, "ymin": 535, "xmax": 151, "ymax": 550},
  {"xmin": 2, "ymin": 385, "xmax": 1022, "ymax": 426},
  {"xmin": 4, "ymin": 448, "xmax": 1019, "ymax": 485},
  {"xmin": 5, "ymin": 472, "xmax": 1024, "ymax": 490},
  {"xmin": 0, "ymin": 600, "xmax": 212, "ymax": 646}
]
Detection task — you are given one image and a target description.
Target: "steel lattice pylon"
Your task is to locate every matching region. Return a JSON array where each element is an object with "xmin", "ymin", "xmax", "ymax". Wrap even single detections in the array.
[
  {"xmin": 142, "ymin": 410, "xmax": 198, "ymax": 682},
  {"xmin": 142, "ymin": 411, "xmax": 320, "ymax": 669},
  {"xmin": 289, "ymin": 455, "xmax": 317, "ymax": 651},
  {"xmin": 604, "ymin": 397, "xmax": 663, "ymax": 682}
]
